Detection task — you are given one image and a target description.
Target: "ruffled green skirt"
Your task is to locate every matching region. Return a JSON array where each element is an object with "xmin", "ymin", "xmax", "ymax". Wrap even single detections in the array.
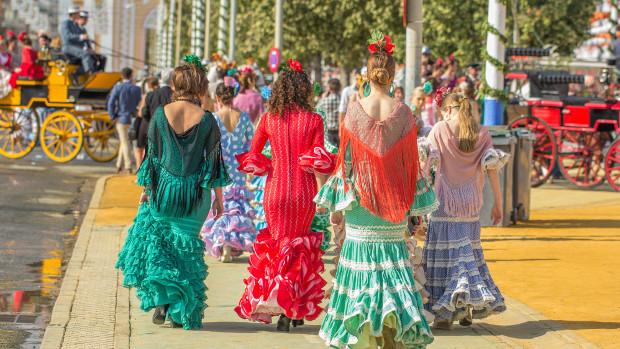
[
  {"xmin": 319, "ymin": 206, "xmax": 434, "ymax": 348},
  {"xmin": 115, "ymin": 192, "xmax": 211, "ymax": 330}
]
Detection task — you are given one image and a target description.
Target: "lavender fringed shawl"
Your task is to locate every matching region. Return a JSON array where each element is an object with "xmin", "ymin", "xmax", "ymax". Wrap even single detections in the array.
[{"xmin": 428, "ymin": 121, "xmax": 492, "ymax": 217}]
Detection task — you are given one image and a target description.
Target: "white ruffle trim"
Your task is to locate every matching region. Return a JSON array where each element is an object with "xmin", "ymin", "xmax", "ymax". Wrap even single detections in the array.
[{"xmin": 482, "ymin": 148, "xmax": 510, "ymax": 172}]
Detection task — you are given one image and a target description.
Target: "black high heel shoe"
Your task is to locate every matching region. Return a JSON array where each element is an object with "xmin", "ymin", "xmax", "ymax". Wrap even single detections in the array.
[
  {"xmin": 292, "ymin": 319, "xmax": 304, "ymax": 327},
  {"xmin": 276, "ymin": 315, "xmax": 291, "ymax": 332},
  {"xmin": 152, "ymin": 305, "xmax": 168, "ymax": 325}
]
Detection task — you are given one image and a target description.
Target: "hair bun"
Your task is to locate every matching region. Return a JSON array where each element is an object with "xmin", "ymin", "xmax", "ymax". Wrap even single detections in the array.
[{"xmin": 369, "ymin": 67, "xmax": 391, "ymax": 86}]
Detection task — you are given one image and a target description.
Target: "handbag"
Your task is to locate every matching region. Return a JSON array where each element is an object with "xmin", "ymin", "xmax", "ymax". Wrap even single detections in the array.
[{"xmin": 128, "ymin": 115, "xmax": 141, "ymax": 141}]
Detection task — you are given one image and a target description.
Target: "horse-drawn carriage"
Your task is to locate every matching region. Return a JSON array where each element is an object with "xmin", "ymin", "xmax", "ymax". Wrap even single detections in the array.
[
  {"xmin": 506, "ymin": 49, "xmax": 620, "ymax": 192},
  {"xmin": 0, "ymin": 60, "xmax": 121, "ymax": 163}
]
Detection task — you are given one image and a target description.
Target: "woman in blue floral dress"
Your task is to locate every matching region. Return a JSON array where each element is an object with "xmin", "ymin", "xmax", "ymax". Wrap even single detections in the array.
[{"xmin": 202, "ymin": 81, "xmax": 257, "ymax": 262}]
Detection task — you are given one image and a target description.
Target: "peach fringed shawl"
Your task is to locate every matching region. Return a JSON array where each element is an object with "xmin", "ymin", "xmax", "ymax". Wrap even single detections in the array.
[
  {"xmin": 337, "ymin": 101, "xmax": 419, "ymax": 223},
  {"xmin": 428, "ymin": 121, "xmax": 492, "ymax": 217}
]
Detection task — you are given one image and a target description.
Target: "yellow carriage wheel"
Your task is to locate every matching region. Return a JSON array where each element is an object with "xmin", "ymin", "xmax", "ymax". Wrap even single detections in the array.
[
  {"xmin": 0, "ymin": 109, "xmax": 39, "ymax": 159},
  {"xmin": 83, "ymin": 113, "xmax": 120, "ymax": 162},
  {"xmin": 40, "ymin": 110, "xmax": 83, "ymax": 163}
]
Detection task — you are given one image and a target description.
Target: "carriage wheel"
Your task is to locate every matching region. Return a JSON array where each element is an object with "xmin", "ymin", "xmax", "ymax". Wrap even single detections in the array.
[
  {"xmin": 509, "ymin": 115, "xmax": 557, "ymax": 187},
  {"xmin": 605, "ymin": 139, "xmax": 620, "ymax": 192},
  {"xmin": 40, "ymin": 110, "xmax": 83, "ymax": 163},
  {"xmin": 557, "ymin": 130, "xmax": 606, "ymax": 188},
  {"xmin": 83, "ymin": 113, "xmax": 120, "ymax": 162},
  {"xmin": 0, "ymin": 109, "xmax": 39, "ymax": 159}
]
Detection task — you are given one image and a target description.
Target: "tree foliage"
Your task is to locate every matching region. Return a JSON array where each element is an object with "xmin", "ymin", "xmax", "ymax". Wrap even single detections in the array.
[
  {"xmin": 423, "ymin": 0, "xmax": 597, "ymax": 64},
  {"xmin": 197, "ymin": 0, "xmax": 597, "ymax": 69}
]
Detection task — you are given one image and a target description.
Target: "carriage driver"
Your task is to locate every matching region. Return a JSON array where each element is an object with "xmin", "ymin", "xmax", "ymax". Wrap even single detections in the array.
[
  {"xmin": 59, "ymin": 6, "xmax": 101, "ymax": 74},
  {"xmin": 77, "ymin": 11, "xmax": 106, "ymax": 72}
]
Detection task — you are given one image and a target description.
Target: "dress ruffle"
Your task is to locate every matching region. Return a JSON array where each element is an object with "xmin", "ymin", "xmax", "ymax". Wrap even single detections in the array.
[
  {"xmin": 299, "ymin": 146, "xmax": 336, "ymax": 175},
  {"xmin": 424, "ymin": 207, "xmax": 506, "ymax": 322},
  {"xmin": 314, "ymin": 173, "xmax": 357, "ymax": 212},
  {"xmin": 311, "ymin": 211, "xmax": 332, "ymax": 251},
  {"xmin": 202, "ymin": 186, "xmax": 257, "ymax": 257},
  {"xmin": 234, "ymin": 229, "xmax": 326, "ymax": 323},
  {"xmin": 482, "ymin": 148, "xmax": 510, "ymax": 172},
  {"xmin": 249, "ymin": 175, "xmax": 267, "ymax": 230},
  {"xmin": 116, "ymin": 205, "xmax": 208, "ymax": 330},
  {"xmin": 236, "ymin": 152, "xmax": 272, "ymax": 176},
  {"xmin": 316, "ymin": 172, "xmax": 439, "ymax": 218},
  {"xmin": 320, "ymin": 237, "xmax": 433, "ymax": 349}
]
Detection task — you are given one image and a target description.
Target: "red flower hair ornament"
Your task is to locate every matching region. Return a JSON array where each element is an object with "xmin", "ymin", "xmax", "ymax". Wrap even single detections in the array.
[
  {"xmin": 17, "ymin": 32, "xmax": 27, "ymax": 43},
  {"xmin": 287, "ymin": 59, "xmax": 303, "ymax": 73},
  {"xmin": 367, "ymin": 30, "xmax": 394, "ymax": 56}
]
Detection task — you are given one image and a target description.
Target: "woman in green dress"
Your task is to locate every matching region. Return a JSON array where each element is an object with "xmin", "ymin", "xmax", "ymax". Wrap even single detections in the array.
[
  {"xmin": 116, "ymin": 57, "xmax": 231, "ymax": 330},
  {"xmin": 316, "ymin": 32, "xmax": 435, "ymax": 348}
]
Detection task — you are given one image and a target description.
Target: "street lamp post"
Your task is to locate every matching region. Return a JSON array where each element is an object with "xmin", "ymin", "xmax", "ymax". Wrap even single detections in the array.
[
  {"xmin": 205, "ymin": 0, "xmax": 211, "ymax": 58},
  {"xmin": 218, "ymin": 0, "xmax": 228, "ymax": 55},
  {"xmin": 229, "ymin": 0, "xmax": 237, "ymax": 60},
  {"xmin": 483, "ymin": 0, "xmax": 506, "ymax": 125},
  {"xmin": 404, "ymin": 0, "xmax": 423, "ymax": 104}
]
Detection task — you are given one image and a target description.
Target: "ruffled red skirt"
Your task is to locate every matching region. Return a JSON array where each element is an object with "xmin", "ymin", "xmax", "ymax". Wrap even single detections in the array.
[{"xmin": 234, "ymin": 228, "xmax": 326, "ymax": 323}]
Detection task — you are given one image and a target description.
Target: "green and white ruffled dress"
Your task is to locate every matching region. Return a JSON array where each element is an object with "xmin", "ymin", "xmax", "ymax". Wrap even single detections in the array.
[
  {"xmin": 116, "ymin": 108, "xmax": 231, "ymax": 330},
  {"xmin": 316, "ymin": 147, "xmax": 437, "ymax": 348}
]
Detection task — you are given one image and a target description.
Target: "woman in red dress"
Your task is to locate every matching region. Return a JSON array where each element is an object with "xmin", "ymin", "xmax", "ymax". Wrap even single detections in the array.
[
  {"xmin": 9, "ymin": 33, "xmax": 45, "ymax": 88},
  {"xmin": 234, "ymin": 59, "xmax": 335, "ymax": 331}
]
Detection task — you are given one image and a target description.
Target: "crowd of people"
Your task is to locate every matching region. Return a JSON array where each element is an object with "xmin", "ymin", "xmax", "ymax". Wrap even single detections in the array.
[
  {"xmin": 0, "ymin": 6, "xmax": 105, "ymax": 100},
  {"xmin": 112, "ymin": 28, "xmax": 510, "ymax": 349}
]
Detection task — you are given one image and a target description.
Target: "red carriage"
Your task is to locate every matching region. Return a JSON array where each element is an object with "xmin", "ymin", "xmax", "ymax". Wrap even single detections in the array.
[{"xmin": 505, "ymin": 51, "xmax": 620, "ymax": 191}]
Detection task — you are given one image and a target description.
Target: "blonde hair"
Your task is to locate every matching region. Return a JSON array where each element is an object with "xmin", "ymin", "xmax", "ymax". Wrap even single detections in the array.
[{"xmin": 442, "ymin": 93, "xmax": 479, "ymax": 152}]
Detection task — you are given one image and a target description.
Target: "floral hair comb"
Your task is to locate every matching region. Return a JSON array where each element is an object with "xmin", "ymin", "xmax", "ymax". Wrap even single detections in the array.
[
  {"xmin": 367, "ymin": 30, "xmax": 394, "ymax": 55},
  {"xmin": 182, "ymin": 54, "xmax": 206, "ymax": 72}
]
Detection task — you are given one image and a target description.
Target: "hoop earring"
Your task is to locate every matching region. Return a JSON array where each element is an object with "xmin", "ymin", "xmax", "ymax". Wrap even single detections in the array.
[
  {"xmin": 363, "ymin": 81, "xmax": 371, "ymax": 97},
  {"xmin": 388, "ymin": 84, "xmax": 395, "ymax": 98}
]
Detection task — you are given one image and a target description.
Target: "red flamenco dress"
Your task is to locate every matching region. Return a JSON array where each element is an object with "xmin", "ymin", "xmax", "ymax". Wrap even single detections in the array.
[
  {"xmin": 9, "ymin": 46, "xmax": 45, "ymax": 88},
  {"xmin": 234, "ymin": 108, "xmax": 335, "ymax": 323}
]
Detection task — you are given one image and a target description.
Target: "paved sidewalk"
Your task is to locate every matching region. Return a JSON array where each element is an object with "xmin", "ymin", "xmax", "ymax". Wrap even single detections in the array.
[{"xmin": 41, "ymin": 176, "xmax": 602, "ymax": 349}]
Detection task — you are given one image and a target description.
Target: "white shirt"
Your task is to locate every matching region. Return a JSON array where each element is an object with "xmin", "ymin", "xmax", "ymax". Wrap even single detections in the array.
[{"xmin": 338, "ymin": 84, "xmax": 357, "ymax": 113}]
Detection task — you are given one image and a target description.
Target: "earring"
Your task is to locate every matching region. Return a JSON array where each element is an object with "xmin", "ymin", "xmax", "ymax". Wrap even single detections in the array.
[
  {"xmin": 388, "ymin": 84, "xmax": 395, "ymax": 97},
  {"xmin": 363, "ymin": 81, "xmax": 371, "ymax": 97}
]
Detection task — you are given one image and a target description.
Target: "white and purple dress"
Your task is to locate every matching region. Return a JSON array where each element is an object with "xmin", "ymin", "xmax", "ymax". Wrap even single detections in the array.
[{"xmin": 202, "ymin": 111, "xmax": 257, "ymax": 257}]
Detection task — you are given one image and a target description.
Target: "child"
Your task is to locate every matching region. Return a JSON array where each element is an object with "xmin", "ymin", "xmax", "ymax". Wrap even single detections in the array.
[{"xmin": 9, "ymin": 33, "xmax": 45, "ymax": 88}]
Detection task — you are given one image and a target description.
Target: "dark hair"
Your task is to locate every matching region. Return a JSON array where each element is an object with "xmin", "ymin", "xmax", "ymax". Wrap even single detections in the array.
[
  {"xmin": 327, "ymin": 78, "xmax": 341, "ymax": 94},
  {"xmin": 367, "ymin": 51, "xmax": 395, "ymax": 86},
  {"xmin": 146, "ymin": 77, "xmax": 159, "ymax": 90},
  {"xmin": 267, "ymin": 69, "xmax": 313, "ymax": 117},
  {"xmin": 21, "ymin": 37, "xmax": 33, "ymax": 46},
  {"xmin": 171, "ymin": 64, "xmax": 209, "ymax": 101},
  {"xmin": 239, "ymin": 72, "xmax": 256, "ymax": 93},
  {"xmin": 121, "ymin": 67, "xmax": 133, "ymax": 80},
  {"xmin": 394, "ymin": 86, "xmax": 404, "ymax": 95},
  {"xmin": 215, "ymin": 82, "xmax": 235, "ymax": 105}
]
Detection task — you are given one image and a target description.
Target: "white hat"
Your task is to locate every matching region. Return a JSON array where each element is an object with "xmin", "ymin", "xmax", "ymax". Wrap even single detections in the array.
[
  {"xmin": 79, "ymin": 10, "xmax": 89, "ymax": 18},
  {"xmin": 68, "ymin": 6, "xmax": 81, "ymax": 14}
]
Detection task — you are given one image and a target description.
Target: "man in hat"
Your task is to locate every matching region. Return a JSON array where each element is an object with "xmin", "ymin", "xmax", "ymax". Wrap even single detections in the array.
[
  {"xmin": 60, "ymin": 6, "xmax": 97, "ymax": 73},
  {"xmin": 77, "ymin": 11, "xmax": 106, "ymax": 71}
]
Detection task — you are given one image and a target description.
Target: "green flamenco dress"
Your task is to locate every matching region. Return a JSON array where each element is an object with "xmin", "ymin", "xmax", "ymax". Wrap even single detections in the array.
[
  {"xmin": 116, "ymin": 108, "xmax": 231, "ymax": 330},
  {"xmin": 311, "ymin": 108, "xmax": 339, "ymax": 251},
  {"xmin": 316, "ymin": 100, "xmax": 436, "ymax": 348}
]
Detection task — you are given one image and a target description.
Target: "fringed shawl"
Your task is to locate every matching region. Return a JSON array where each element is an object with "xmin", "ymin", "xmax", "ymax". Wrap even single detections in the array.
[
  {"xmin": 337, "ymin": 101, "xmax": 419, "ymax": 223},
  {"xmin": 428, "ymin": 121, "xmax": 492, "ymax": 217},
  {"xmin": 140, "ymin": 107, "xmax": 230, "ymax": 217}
]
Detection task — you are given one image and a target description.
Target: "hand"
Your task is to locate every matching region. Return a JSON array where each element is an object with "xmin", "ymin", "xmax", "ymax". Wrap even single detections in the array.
[
  {"xmin": 139, "ymin": 192, "xmax": 149, "ymax": 204},
  {"xmin": 316, "ymin": 206, "xmax": 327, "ymax": 214},
  {"xmin": 80, "ymin": 34, "xmax": 89, "ymax": 41},
  {"xmin": 491, "ymin": 202, "xmax": 503, "ymax": 225},
  {"xmin": 211, "ymin": 198, "xmax": 224, "ymax": 220},
  {"xmin": 330, "ymin": 212, "xmax": 343, "ymax": 225}
]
